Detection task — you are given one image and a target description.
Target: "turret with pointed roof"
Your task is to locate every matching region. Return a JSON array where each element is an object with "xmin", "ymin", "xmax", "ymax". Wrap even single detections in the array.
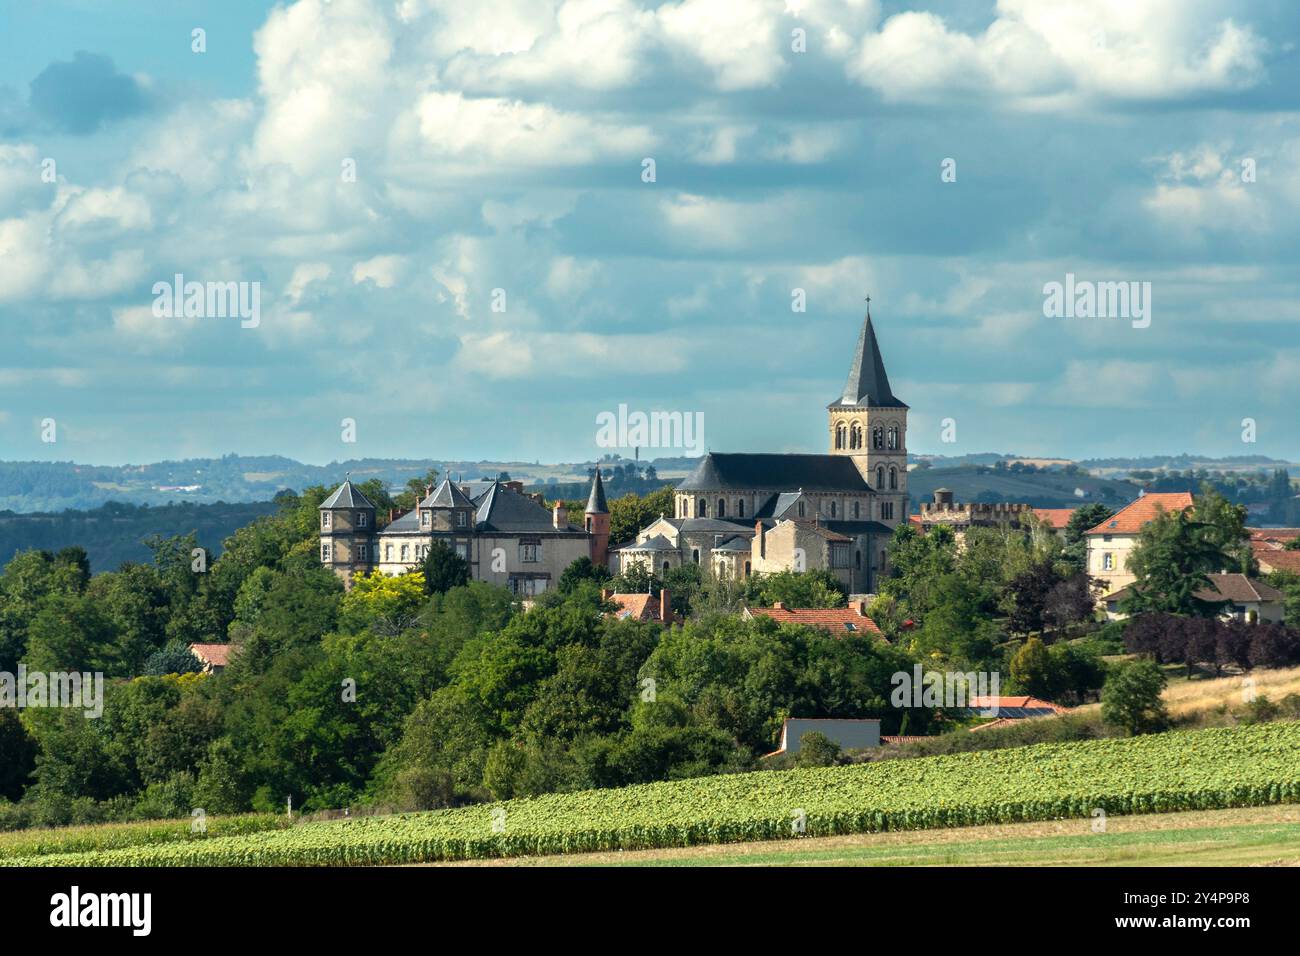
[
  {"xmin": 585, "ymin": 466, "xmax": 609, "ymax": 515},
  {"xmin": 584, "ymin": 468, "xmax": 611, "ymax": 569},
  {"xmin": 319, "ymin": 476, "xmax": 377, "ymax": 582},
  {"xmin": 829, "ymin": 309, "xmax": 907, "ymax": 410}
]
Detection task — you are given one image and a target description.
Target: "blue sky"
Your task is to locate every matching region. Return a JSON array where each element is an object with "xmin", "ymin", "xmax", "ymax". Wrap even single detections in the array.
[{"xmin": 1, "ymin": 0, "xmax": 1299, "ymax": 466}]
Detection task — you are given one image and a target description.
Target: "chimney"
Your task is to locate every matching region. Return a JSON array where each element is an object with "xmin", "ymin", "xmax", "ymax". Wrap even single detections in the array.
[
  {"xmin": 601, "ymin": 588, "xmax": 612, "ymax": 601},
  {"xmin": 552, "ymin": 502, "xmax": 566, "ymax": 529},
  {"xmin": 772, "ymin": 601, "xmax": 784, "ymax": 610},
  {"xmin": 659, "ymin": 589, "xmax": 671, "ymax": 623},
  {"xmin": 755, "ymin": 521, "xmax": 765, "ymax": 559},
  {"xmin": 850, "ymin": 599, "xmax": 867, "ymax": 617}
]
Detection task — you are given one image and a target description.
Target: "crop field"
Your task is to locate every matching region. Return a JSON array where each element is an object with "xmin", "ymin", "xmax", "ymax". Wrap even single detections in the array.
[
  {"xmin": 0, "ymin": 814, "xmax": 288, "ymax": 861},
  {"xmin": 5, "ymin": 722, "xmax": 1298, "ymax": 867}
]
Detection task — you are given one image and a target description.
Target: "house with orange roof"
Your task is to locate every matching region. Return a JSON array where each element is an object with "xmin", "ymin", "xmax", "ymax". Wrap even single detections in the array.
[
  {"xmin": 1085, "ymin": 491, "xmax": 1194, "ymax": 596},
  {"xmin": 188, "ymin": 642, "xmax": 235, "ymax": 674},
  {"xmin": 742, "ymin": 600, "xmax": 885, "ymax": 639},
  {"xmin": 1031, "ymin": 507, "xmax": 1075, "ymax": 535},
  {"xmin": 601, "ymin": 589, "xmax": 677, "ymax": 626}
]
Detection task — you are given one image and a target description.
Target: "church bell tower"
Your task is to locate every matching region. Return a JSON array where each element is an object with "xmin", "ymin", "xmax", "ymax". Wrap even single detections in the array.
[{"xmin": 827, "ymin": 303, "xmax": 908, "ymax": 527}]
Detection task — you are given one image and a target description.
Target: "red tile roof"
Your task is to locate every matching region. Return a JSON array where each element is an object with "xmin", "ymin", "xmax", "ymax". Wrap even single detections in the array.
[
  {"xmin": 1085, "ymin": 492, "xmax": 1194, "ymax": 535},
  {"xmin": 1249, "ymin": 527, "xmax": 1300, "ymax": 543},
  {"xmin": 188, "ymin": 642, "xmax": 234, "ymax": 667},
  {"xmin": 608, "ymin": 593, "xmax": 661, "ymax": 622},
  {"xmin": 746, "ymin": 603, "xmax": 884, "ymax": 637},
  {"xmin": 966, "ymin": 696, "xmax": 1068, "ymax": 713},
  {"xmin": 1252, "ymin": 542, "xmax": 1300, "ymax": 576},
  {"xmin": 1032, "ymin": 508, "xmax": 1075, "ymax": 530}
]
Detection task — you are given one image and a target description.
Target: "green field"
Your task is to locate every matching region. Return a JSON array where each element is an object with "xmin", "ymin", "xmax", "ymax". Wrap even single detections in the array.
[
  {"xmin": 440, "ymin": 805, "xmax": 1300, "ymax": 866},
  {"xmin": 5, "ymin": 721, "xmax": 1298, "ymax": 867}
]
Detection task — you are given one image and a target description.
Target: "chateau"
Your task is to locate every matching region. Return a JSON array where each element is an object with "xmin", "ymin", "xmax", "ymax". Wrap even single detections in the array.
[
  {"xmin": 612, "ymin": 310, "xmax": 909, "ymax": 593},
  {"xmin": 319, "ymin": 472, "xmax": 610, "ymax": 595}
]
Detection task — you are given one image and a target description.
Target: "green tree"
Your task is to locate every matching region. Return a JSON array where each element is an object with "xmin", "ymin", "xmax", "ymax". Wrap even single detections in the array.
[
  {"xmin": 1101, "ymin": 659, "xmax": 1169, "ymax": 736},
  {"xmin": 1010, "ymin": 637, "xmax": 1053, "ymax": 697},
  {"xmin": 417, "ymin": 541, "xmax": 471, "ymax": 596},
  {"xmin": 1062, "ymin": 503, "xmax": 1113, "ymax": 572},
  {"xmin": 1121, "ymin": 508, "xmax": 1229, "ymax": 617},
  {"xmin": 794, "ymin": 731, "xmax": 842, "ymax": 767}
]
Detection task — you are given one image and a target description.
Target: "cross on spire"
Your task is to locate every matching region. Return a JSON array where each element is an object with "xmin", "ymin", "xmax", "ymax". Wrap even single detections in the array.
[{"xmin": 864, "ymin": 294, "xmax": 871, "ymax": 318}]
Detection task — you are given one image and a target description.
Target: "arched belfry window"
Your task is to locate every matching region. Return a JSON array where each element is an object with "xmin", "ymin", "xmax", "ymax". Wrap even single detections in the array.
[
  {"xmin": 850, "ymin": 423, "xmax": 862, "ymax": 450},
  {"xmin": 889, "ymin": 466, "xmax": 898, "ymax": 490},
  {"xmin": 888, "ymin": 425, "xmax": 899, "ymax": 450},
  {"xmin": 872, "ymin": 426, "xmax": 884, "ymax": 450},
  {"xmin": 835, "ymin": 423, "xmax": 846, "ymax": 449},
  {"xmin": 876, "ymin": 466, "xmax": 884, "ymax": 488}
]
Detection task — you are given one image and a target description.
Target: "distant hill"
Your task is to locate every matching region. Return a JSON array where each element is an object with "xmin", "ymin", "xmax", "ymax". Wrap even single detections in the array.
[
  {"xmin": 907, "ymin": 467, "xmax": 1145, "ymax": 510},
  {"xmin": 0, "ymin": 500, "xmax": 280, "ymax": 573}
]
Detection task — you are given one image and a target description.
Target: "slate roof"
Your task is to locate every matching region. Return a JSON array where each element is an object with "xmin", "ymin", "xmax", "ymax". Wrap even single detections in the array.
[
  {"xmin": 620, "ymin": 534, "xmax": 677, "ymax": 552},
  {"xmin": 713, "ymin": 535, "xmax": 753, "ymax": 552},
  {"xmin": 320, "ymin": 479, "xmax": 375, "ymax": 510},
  {"xmin": 676, "ymin": 453, "xmax": 872, "ymax": 493},
  {"xmin": 382, "ymin": 510, "xmax": 421, "ymax": 533},
  {"xmin": 474, "ymin": 481, "xmax": 581, "ymax": 533},
  {"xmin": 1085, "ymin": 492, "xmax": 1193, "ymax": 535},
  {"xmin": 419, "ymin": 477, "xmax": 475, "ymax": 509},
  {"xmin": 586, "ymin": 468, "xmax": 609, "ymax": 514},
  {"xmin": 1104, "ymin": 573, "xmax": 1284, "ymax": 606},
  {"xmin": 828, "ymin": 313, "xmax": 906, "ymax": 409}
]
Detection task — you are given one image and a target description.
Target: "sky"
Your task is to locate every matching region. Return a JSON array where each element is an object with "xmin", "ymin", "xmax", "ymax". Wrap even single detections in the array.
[{"xmin": 1, "ymin": 0, "xmax": 1298, "ymax": 467}]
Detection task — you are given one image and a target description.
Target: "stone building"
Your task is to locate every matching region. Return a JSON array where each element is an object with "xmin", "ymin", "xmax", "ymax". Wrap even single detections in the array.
[
  {"xmin": 915, "ymin": 488, "xmax": 1035, "ymax": 531},
  {"xmin": 320, "ymin": 470, "xmax": 610, "ymax": 596},
  {"xmin": 1084, "ymin": 491, "xmax": 1194, "ymax": 596},
  {"xmin": 612, "ymin": 309, "xmax": 906, "ymax": 592}
]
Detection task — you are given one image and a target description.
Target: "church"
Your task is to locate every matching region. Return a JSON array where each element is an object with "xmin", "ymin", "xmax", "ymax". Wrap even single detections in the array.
[{"xmin": 612, "ymin": 309, "xmax": 909, "ymax": 593}]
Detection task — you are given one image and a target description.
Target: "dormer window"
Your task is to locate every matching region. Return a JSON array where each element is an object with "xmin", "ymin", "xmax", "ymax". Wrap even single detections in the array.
[
  {"xmin": 321, "ymin": 512, "xmax": 331, "ymax": 530},
  {"xmin": 421, "ymin": 511, "xmax": 431, "ymax": 529},
  {"xmin": 797, "ymin": 501, "xmax": 805, "ymax": 518}
]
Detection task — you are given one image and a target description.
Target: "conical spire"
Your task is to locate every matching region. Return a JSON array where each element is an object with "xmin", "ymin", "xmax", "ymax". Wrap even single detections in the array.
[
  {"xmin": 585, "ymin": 467, "xmax": 609, "ymax": 514},
  {"xmin": 835, "ymin": 310, "xmax": 904, "ymax": 408}
]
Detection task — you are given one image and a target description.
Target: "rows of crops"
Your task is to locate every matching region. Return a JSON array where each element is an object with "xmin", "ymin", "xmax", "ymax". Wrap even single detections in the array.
[
  {"xmin": 8, "ymin": 722, "xmax": 1299, "ymax": 866},
  {"xmin": 0, "ymin": 813, "xmax": 288, "ymax": 860}
]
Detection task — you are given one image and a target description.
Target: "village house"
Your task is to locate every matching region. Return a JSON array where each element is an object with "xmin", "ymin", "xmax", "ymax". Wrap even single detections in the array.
[
  {"xmin": 1085, "ymin": 491, "xmax": 1195, "ymax": 596},
  {"xmin": 742, "ymin": 600, "xmax": 884, "ymax": 638}
]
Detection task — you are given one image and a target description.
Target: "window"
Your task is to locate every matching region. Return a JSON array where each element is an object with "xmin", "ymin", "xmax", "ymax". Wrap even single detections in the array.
[
  {"xmin": 456, "ymin": 511, "xmax": 467, "ymax": 527},
  {"xmin": 357, "ymin": 511, "xmax": 369, "ymax": 528},
  {"xmin": 880, "ymin": 502, "xmax": 894, "ymax": 520},
  {"xmin": 697, "ymin": 499, "xmax": 706, "ymax": 517},
  {"xmin": 872, "ymin": 425, "xmax": 884, "ymax": 450},
  {"xmin": 717, "ymin": 498, "xmax": 725, "ymax": 518},
  {"xmin": 852, "ymin": 501, "xmax": 860, "ymax": 519},
  {"xmin": 830, "ymin": 501, "xmax": 837, "ymax": 518},
  {"xmin": 520, "ymin": 543, "xmax": 540, "ymax": 563},
  {"xmin": 456, "ymin": 543, "xmax": 469, "ymax": 560},
  {"xmin": 889, "ymin": 466, "xmax": 898, "ymax": 490},
  {"xmin": 321, "ymin": 512, "xmax": 331, "ymax": 530},
  {"xmin": 357, "ymin": 544, "xmax": 368, "ymax": 561},
  {"xmin": 738, "ymin": 498, "xmax": 745, "ymax": 518},
  {"xmin": 1103, "ymin": 552, "xmax": 1114, "ymax": 570},
  {"xmin": 835, "ymin": 423, "xmax": 846, "ymax": 449},
  {"xmin": 663, "ymin": 561, "xmax": 671, "ymax": 576},
  {"xmin": 400, "ymin": 544, "xmax": 410, "ymax": 561},
  {"xmin": 744, "ymin": 561, "xmax": 751, "ymax": 576},
  {"xmin": 850, "ymin": 423, "xmax": 863, "ymax": 449},
  {"xmin": 843, "ymin": 622, "xmax": 857, "ymax": 632},
  {"xmin": 385, "ymin": 544, "xmax": 393, "ymax": 561},
  {"xmin": 797, "ymin": 501, "xmax": 806, "ymax": 518},
  {"xmin": 692, "ymin": 549, "xmax": 700, "ymax": 564},
  {"xmin": 855, "ymin": 549, "xmax": 861, "ymax": 568},
  {"xmin": 421, "ymin": 511, "xmax": 431, "ymax": 529},
  {"xmin": 321, "ymin": 542, "xmax": 331, "ymax": 562},
  {"xmin": 830, "ymin": 543, "xmax": 850, "ymax": 568},
  {"xmin": 887, "ymin": 425, "xmax": 899, "ymax": 450},
  {"xmin": 876, "ymin": 466, "xmax": 884, "ymax": 488}
]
